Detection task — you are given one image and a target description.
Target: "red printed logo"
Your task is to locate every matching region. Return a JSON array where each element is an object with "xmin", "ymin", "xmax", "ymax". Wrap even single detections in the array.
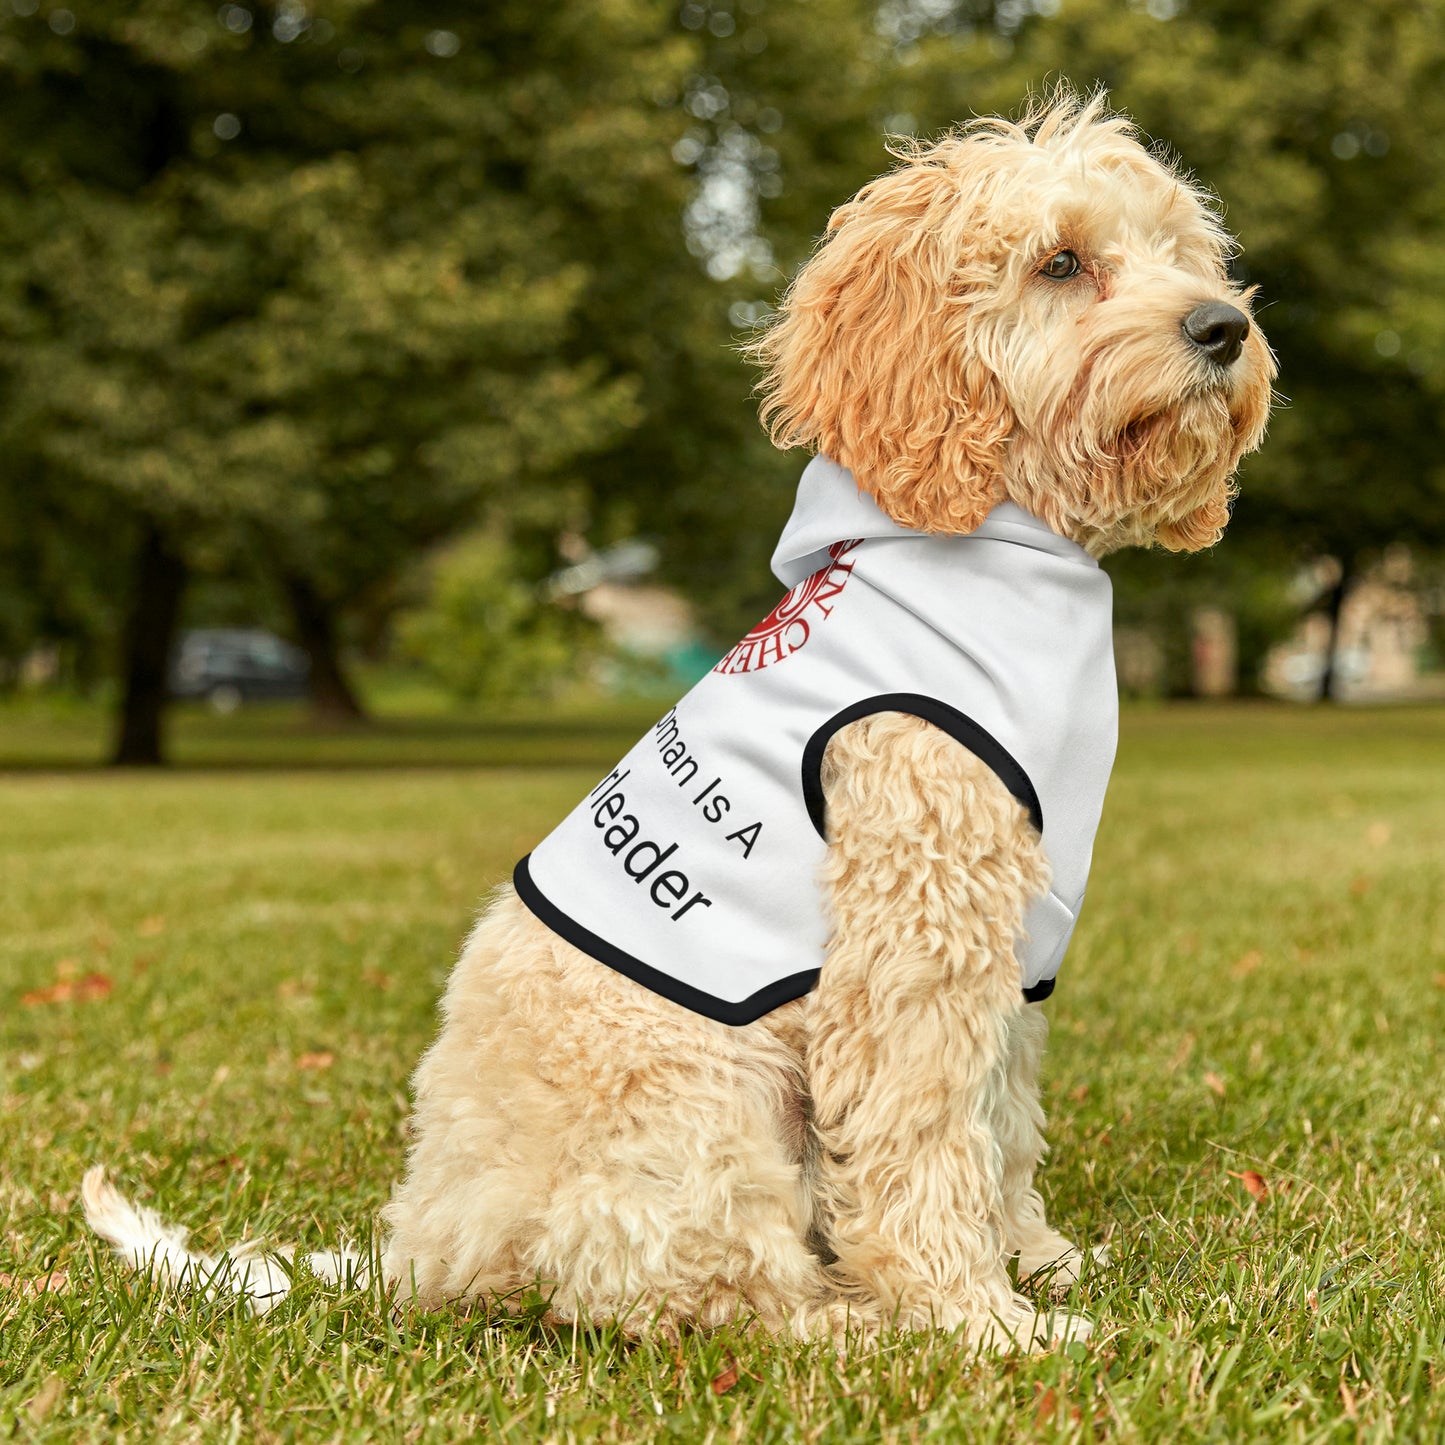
[{"xmin": 714, "ymin": 540, "xmax": 861, "ymax": 675}]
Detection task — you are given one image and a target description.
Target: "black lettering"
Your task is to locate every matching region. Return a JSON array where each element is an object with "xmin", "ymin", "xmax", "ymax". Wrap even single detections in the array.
[
  {"xmin": 589, "ymin": 767, "xmax": 628, "ymax": 800},
  {"xmin": 650, "ymin": 870, "xmax": 689, "ymax": 908},
  {"xmin": 593, "ymin": 791, "xmax": 624, "ymax": 823},
  {"xmin": 624, "ymin": 840, "xmax": 678, "ymax": 882},
  {"xmin": 726, "ymin": 821, "xmax": 762, "ymax": 859},
  {"xmin": 602, "ymin": 816, "xmax": 640, "ymax": 853},
  {"xmin": 672, "ymin": 891, "xmax": 712, "ymax": 921},
  {"xmin": 702, "ymin": 793, "xmax": 731, "ymax": 823}
]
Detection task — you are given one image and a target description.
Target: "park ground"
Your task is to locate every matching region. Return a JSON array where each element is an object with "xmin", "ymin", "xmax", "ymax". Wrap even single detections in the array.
[{"xmin": 1, "ymin": 698, "xmax": 1443, "ymax": 1442}]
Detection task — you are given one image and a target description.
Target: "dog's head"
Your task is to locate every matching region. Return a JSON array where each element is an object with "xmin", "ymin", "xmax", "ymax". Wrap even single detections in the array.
[{"xmin": 752, "ymin": 90, "xmax": 1275, "ymax": 553}]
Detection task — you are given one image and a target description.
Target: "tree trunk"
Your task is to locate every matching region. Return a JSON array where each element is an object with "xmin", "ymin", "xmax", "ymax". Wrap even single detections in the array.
[
  {"xmin": 111, "ymin": 523, "xmax": 187, "ymax": 766},
  {"xmin": 1317, "ymin": 554, "xmax": 1355, "ymax": 703},
  {"xmin": 284, "ymin": 573, "xmax": 367, "ymax": 724}
]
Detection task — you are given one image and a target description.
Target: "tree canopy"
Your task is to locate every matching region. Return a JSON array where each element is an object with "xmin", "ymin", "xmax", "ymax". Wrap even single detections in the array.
[{"xmin": 2, "ymin": 1, "xmax": 1442, "ymax": 751}]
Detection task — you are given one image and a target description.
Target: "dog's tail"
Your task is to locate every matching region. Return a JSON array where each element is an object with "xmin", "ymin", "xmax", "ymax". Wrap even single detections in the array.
[{"xmin": 81, "ymin": 1166, "xmax": 368, "ymax": 1315}]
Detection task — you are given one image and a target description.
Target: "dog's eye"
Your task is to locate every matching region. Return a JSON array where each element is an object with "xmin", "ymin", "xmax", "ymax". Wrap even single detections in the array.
[{"xmin": 1041, "ymin": 250, "xmax": 1081, "ymax": 280}]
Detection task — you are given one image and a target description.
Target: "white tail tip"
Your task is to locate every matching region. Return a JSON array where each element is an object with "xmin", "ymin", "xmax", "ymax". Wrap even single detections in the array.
[{"xmin": 81, "ymin": 1166, "xmax": 367, "ymax": 1314}]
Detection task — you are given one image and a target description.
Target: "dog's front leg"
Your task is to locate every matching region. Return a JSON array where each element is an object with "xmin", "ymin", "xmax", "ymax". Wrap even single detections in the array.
[
  {"xmin": 994, "ymin": 1006, "xmax": 1094, "ymax": 1289},
  {"xmin": 805, "ymin": 713, "xmax": 1088, "ymax": 1350}
]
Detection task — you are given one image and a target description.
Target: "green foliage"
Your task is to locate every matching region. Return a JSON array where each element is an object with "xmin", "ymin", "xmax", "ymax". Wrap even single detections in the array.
[
  {"xmin": 5, "ymin": 0, "xmax": 1445, "ymax": 703},
  {"xmin": 396, "ymin": 532, "xmax": 601, "ymax": 705},
  {"xmin": 0, "ymin": 1, "xmax": 687, "ymax": 616},
  {"xmin": 2, "ymin": 703, "xmax": 1444, "ymax": 1439}
]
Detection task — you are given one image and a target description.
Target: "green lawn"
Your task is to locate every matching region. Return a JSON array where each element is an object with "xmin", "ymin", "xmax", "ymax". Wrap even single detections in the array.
[{"xmin": 2, "ymin": 702, "xmax": 1443, "ymax": 1442}]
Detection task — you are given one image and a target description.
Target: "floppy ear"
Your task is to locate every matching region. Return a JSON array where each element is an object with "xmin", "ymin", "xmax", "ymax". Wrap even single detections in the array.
[{"xmin": 750, "ymin": 149, "xmax": 1013, "ymax": 534}]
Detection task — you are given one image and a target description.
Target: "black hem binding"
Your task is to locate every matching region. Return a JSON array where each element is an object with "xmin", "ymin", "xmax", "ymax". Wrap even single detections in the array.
[
  {"xmin": 1022, "ymin": 977, "xmax": 1056, "ymax": 1003},
  {"xmin": 799, "ymin": 692, "xmax": 1044, "ymax": 839},
  {"xmin": 513, "ymin": 854, "xmax": 821, "ymax": 1027}
]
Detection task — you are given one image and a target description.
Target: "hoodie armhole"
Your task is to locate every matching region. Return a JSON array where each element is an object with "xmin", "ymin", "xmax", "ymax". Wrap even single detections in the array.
[{"xmin": 799, "ymin": 693, "xmax": 1044, "ymax": 840}]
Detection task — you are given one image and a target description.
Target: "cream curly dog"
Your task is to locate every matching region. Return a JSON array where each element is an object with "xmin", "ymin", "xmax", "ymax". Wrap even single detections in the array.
[{"xmin": 85, "ymin": 93, "xmax": 1273, "ymax": 1350}]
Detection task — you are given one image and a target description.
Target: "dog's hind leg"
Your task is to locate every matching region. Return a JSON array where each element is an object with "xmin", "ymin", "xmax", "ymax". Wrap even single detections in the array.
[
  {"xmin": 383, "ymin": 895, "xmax": 836, "ymax": 1339},
  {"xmin": 804, "ymin": 714, "xmax": 1090, "ymax": 1351}
]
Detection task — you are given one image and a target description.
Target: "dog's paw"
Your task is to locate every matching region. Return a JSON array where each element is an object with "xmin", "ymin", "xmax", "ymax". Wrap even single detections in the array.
[
  {"xmin": 970, "ymin": 1296, "xmax": 1093, "ymax": 1354},
  {"xmin": 1018, "ymin": 1239, "xmax": 1110, "ymax": 1294}
]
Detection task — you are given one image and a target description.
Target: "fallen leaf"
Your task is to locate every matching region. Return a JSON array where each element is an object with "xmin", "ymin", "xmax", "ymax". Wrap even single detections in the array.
[
  {"xmin": 1034, "ymin": 1386, "xmax": 1058, "ymax": 1425},
  {"xmin": 1069, "ymin": 1083, "xmax": 1089, "ymax": 1103},
  {"xmin": 1228, "ymin": 1169, "xmax": 1268, "ymax": 1200},
  {"xmin": 1231, "ymin": 950, "xmax": 1263, "ymax": 977},
  {"xmin": 21, "ymin": 982, "xmax": 70, "ymax": 1006},
  {"xmin": 138, "ymin": 915, "xmax": 166, "ymax": 937},
  {"xmin": 710, "ymin": 1356, "xmax": 740, "ymax": 1395},
  {"xmin": 1433, "ymin": 973, "xmax": 1445, "ymax": 990},
  {"xmin": 295, "ymin": 1051, "xmax": 334, "ymax": 1071},
  {"xmin": 21, "ymin": 973, "xmax": 112, "ymax": 1007},
  {"xmin": 1204, "ymin": 1071, "xmax": 1227, "ymax": 1098},
  {"xmin": 0, "ymin": 1267, "xmax": 69, "ymax": 1298}
]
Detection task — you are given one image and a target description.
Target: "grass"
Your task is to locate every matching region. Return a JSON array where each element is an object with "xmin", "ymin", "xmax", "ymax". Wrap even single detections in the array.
[{"xmin": 1, "ymin": 699, "xmax": 1443, "ymax": 1442}]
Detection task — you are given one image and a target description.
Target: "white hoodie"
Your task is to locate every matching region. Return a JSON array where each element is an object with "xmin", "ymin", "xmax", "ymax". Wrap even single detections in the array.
[{"xmin": 515, "ymin": 456, "xmax": 1118, "ymax": 1026}]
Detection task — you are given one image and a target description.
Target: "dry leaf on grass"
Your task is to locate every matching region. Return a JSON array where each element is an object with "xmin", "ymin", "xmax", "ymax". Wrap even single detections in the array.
[
  {"xmin": 710, "ymin": 1356, "xmax": 740, "ymax": 1395},
  {"xmin": 21, "ymin": 973, "xmax": 113, "ymax": 1007},
  {"xmin": 295, "ymin": 1051, "xmax": 335, "ymax": 1071},
  {"xmin": 1034, "ymin": 1386, "xmax": 1058, "ymax": 1425},
  {"xmin": 1203, "ymin": 1071, "xmax": 1227, "ymax": 1098},
  {"xmin": 1433, "ymin": 973, "xmax": 1445, "ymax": 990},
  {"xmin": 1228, "ymin": 1169, "xmax": 1269, "ymax": 1200},
  {"xmin": 0, "ymin": 1268, "xmax": 70, "ymax": 1298}
]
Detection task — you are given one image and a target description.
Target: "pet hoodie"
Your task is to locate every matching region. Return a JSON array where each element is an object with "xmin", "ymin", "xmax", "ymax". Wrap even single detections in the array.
[{"xmin": 515, "ymin": 455, "xmax": 1119, "ymax": 1026}]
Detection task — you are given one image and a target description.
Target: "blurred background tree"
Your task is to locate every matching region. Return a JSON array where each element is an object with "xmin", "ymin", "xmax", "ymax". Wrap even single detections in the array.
[{"xmin": 2, "ymin": 0, "xmax": 1443, "ymax": 760}]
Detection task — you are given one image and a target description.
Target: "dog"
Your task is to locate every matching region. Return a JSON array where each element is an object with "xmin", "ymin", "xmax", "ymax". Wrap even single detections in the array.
[{"xmin": 85, "ymin": 90, "xmax": 1274, "ymax": 1351}]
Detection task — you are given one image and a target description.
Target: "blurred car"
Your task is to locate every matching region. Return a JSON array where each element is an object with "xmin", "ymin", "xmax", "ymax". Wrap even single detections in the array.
[{"xmin": 169, "ymin": 629, "xmax": 310, "ymax": 712}]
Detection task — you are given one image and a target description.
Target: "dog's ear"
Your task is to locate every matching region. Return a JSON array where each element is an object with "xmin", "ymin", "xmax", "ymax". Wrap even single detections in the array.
[{"xmin": 750, "ymin": 149, "xmax": 1013, "ymax": 534}]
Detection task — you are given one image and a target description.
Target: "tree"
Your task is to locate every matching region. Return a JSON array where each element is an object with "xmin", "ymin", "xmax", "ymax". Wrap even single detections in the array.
[{"xmin": 0, "ymin": 0, "xmax": 692, "ymax": 758}]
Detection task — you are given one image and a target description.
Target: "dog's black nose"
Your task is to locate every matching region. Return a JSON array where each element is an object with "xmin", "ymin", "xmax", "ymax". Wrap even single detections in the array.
[{"xmin": 1182, "ymin": 302, "xmax": 1250, "ymax": 366}]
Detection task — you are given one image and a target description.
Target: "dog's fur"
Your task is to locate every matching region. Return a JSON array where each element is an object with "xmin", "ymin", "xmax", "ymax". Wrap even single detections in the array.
[{"xmin": 85, "ymin": 92, "xmax": 1274, "ymax": 1350}]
